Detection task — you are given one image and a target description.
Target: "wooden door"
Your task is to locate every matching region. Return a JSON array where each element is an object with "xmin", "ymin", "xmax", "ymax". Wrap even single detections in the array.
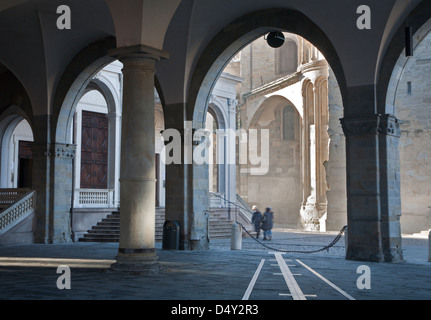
[{"xmin": 80, "ymin": 111, "xmax": 108, "ymax": 189}]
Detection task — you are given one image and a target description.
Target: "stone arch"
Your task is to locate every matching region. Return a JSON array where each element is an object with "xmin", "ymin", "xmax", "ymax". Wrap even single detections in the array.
[
  {"xmin": 249, "ymin": 95, "xmax": 300, "ymax": 130},
  {"xmin": 206, "ymin": 100, "xmax": 230, "ymax": 196},
  {"xmin": 72, "ymin": 74, "xmax": 121, "ymax": 204},
  {"xmin": 242, "ymin": 95, "xmax": 302, "ymax": 227},
  {"xmin": 378, "ymin": 0, "xmax": 431, "ymax": 114},
  {"xmin": 53, "ymin": 37, "xmax": 117, "ymax": 144},
  {"xmin": 207, "ymin": 100, "xmax": 228, "ymax": 131},
  {"xmin": 384, "ymin": 15, "xmax": 431, "ymax": 234},
  {"xmin": 189, "ymin": 8, "xmax": 347, "ymax": 130},
  {"xmin": 0, "ymin": 106, "xmax": 34, "ymax": 188}
]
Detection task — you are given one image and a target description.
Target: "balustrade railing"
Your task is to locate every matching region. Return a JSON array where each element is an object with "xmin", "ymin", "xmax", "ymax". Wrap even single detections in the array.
[
  {"xmin": 74, "ymin": 189, "xmax": 115, "ymax": 208},
  {"xmin": 0, "ymin": 189, "xmax": 36, "ymax": 237}
]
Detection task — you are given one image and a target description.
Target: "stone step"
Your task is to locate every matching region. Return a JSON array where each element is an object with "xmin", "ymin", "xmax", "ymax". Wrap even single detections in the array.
[
  {"xmin": 411, "ymin": 230, "xmax": 431, "ymax": 238},
  {"xmin": 79, "ymin": 209, "xmax": 237, "ymax": 243}
]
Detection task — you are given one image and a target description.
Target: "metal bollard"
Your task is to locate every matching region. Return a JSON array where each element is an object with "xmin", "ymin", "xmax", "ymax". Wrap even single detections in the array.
[
  {"xmin": 231, "ymin": 222, "xmax": 242, "ymax": 250},
  {"xmin": 428, "ymin": 229, "xmax": 431, "ymax": 262}
]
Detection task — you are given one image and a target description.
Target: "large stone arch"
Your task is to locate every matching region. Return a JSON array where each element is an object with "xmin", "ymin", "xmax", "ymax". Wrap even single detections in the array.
[
  {"xmin": 383, "ymin": 13, "xmax": 431, "ymax": 234},
  {"xmin": 378, "ymin": 0, "xmax": 431, "ymax": 114},
  {"xmin": 188, "ymin": 8, "xmax": 347, "ymax": 130}
]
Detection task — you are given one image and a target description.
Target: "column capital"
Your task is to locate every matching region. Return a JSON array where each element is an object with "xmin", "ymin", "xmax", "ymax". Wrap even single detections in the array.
[
  {"xmin": 108, "ymin": 44, "xmax": 169, "ymax": 62},
  {"xmin": 340, "ymin": 114, "xmax": 401, "ymax": 138}
]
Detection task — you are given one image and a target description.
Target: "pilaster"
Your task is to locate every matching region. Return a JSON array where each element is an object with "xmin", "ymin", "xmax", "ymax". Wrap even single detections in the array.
[
  {"xmin": 32, "ymin": 140, "xmax": 76, "ymax": 244},
  {"xmin": 340, "ymin": 113, "xmax": 403, "ymax": 262}
]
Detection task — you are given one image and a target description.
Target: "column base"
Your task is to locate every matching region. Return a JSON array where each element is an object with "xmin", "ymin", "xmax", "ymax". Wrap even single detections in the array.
[
  {"xmin": 346, "ymin": 245, "xmax": 384, "ymax": 262},
  {"xmin": 109, "ymin": 249, "xmax": 160, "ymax": 275},
  {"xmin": 346, "ymin": 245, "xmax": 404, "ymax": 263}
]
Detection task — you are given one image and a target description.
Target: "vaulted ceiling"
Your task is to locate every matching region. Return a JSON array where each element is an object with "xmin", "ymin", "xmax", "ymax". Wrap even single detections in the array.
[{"xmin": 0, "ymin": 0, "xmax": 425, "ymax": 118}]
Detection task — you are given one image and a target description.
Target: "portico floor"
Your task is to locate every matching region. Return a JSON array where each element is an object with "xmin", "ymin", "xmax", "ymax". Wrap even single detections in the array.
[{"xmin": 0, "ymin": 230, "xmax": 429, "ymax": 304}]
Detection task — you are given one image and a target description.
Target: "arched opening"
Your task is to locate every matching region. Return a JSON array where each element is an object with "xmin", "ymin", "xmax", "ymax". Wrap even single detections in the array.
[
  {"xmin": 244, "ymin": 96, "xmax": 301, "ymax": 228},
  {"xmin": 191, "ymin": 16, "xmax": 347, "ymax": 234},
  {"xmin": 386, "ymin": 17, "xmax": 431, "ymax": 235},
  {"xmin": 55, "ymin": 52, "xmax": 167, "ymax": 242},
  {"xmin": 0, "ymin": 115, "xmax": 34, "ymax": 189},
  {"xmin": 376, "ymin": 1, "xmax": 431, "ymax": 262}
]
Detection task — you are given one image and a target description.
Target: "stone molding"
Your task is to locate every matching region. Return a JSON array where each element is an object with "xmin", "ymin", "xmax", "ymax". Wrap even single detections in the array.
[
  {"xmin": 32, "ymin": 143, "xmax": 76, "ymax": 159},
  {"xmin": 52, "ymin": 143, "xmax": 77, "ymax": 159},
  {"xmin": 340, "ymin": 114, "xmax": 401, "ymax": 137},
  {"xmin": 108, "ymin": 44, "xmax": 170, "ymax": 62}
]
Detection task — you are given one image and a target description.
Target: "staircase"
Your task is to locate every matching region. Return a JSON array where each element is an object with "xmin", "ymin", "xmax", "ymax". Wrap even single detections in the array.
[
  {"xmin": 79, "ymin": 211, "xmax": 120, "ymax": 242},
  {"xmin": 79, "ymin": 208, "xmax": 234, "ymax": 243},
  {"xmin": 209, "ymin": 208, "xmax": 234, "ymax": 239}
]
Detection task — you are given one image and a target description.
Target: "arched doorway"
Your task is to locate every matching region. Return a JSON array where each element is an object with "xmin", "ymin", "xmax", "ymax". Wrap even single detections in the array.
[{"xmin": 0, "ymin": 115, "xmax": 34, "ymax": 189}]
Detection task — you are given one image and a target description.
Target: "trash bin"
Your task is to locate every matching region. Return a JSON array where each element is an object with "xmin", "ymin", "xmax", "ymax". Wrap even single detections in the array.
[{"xmin": 163, "ymin": 221, "xmax": 180, "ymax": 250}]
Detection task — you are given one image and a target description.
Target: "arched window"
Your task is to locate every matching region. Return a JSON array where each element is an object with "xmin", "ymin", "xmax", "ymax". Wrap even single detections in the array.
[
  {"xmin": 277, "ymin": 40, "xmax": 298, "ymax": 75},
  {"xmin": 282, "ymin": 105, "xmax": 296, "ymax": 140}
]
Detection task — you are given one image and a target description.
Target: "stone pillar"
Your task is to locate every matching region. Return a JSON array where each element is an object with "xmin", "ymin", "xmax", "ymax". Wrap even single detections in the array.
[
  {"xmin": 378, "ymin": 115, "xmax": 403, "ymax": 262},
  {"xmin": 51, "ymin": 143, "xmax": 76, "ymax": 242},
  {"xmin": 164, "ymin": 122, "xmax": 192, "ymax": 250},
  {"xmin": 340, "ymin": 113, "xmax": 403, "ymax": 262},
  {"xmin": 32, "ymin": 134, "xmax": 76, "ymax": 244},
  {"xmin": 109, "ymin": 45, "xmax": 168, "ymax": 273}
]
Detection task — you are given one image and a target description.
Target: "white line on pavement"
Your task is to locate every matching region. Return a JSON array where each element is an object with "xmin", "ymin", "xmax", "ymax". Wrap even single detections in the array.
[
  {"xmin": 242, "ymin": 258, "xmax": 265, "ymax": 300},
  {"xmin": 271, "ymin": 252, "xmax": 306, "ymax": 300},
  {"xmin": 296, "ymin": 259, "xmax": 355, "ymax": 300}
]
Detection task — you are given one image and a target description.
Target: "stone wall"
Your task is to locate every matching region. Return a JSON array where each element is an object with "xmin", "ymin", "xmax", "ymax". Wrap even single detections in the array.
[{"xmin": 394, "ymin": 34, "xmax": 431, "ymax": 234}]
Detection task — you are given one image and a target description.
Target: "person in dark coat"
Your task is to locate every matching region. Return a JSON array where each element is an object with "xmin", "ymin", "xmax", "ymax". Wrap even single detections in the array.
[
  {"xmin": 251, "ymin": 205, "xmax": 262, "ymax": 239},
  {"xmin": 261, "ymin": 207, "xmax": 274, "ymax": 240}
]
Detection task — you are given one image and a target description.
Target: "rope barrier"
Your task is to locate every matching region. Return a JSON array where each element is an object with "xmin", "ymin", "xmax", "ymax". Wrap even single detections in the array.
[{"xmin": 210, "ymin": 192, "xmax": 347, "ymax": 254}]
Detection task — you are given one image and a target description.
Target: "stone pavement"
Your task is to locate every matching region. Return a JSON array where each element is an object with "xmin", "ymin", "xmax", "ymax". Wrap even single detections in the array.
[{"xmin": 0, "ymin": 229, "xmax": 430, "ymax": 306}]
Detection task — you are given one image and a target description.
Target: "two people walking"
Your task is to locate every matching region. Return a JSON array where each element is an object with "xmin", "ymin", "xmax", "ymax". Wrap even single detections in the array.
[{"xmin": 251, "ymin": 206, "xmax": 274, "ymax": 240}]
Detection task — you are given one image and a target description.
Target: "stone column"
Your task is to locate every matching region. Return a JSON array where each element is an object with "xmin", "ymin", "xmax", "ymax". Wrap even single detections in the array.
[
  {"xmin": 109, "ymin": 45, "xmax": 168, "ymax": 273},
  {"xmin": 340, "ymin": 114, "xmax": 403, "ymax": 262}
]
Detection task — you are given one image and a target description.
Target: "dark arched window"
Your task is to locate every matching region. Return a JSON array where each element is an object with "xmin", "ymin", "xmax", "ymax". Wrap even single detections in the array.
[
  {"xmin": 282, "ymin": 105, "xmax": 296, "ymax": 140},
  {"xmin": 278, "ymin": 40, "xmax": 298, "ymax": 75}
]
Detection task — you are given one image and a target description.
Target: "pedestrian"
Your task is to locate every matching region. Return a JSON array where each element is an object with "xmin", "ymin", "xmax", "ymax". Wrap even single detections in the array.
[
  {"xmin": 251, "ymin": 205, "xmax": 262, "ymax": 239},
  {"xmin": 261, "ymin": 207, "xmax": 274, "ymax": 241}
]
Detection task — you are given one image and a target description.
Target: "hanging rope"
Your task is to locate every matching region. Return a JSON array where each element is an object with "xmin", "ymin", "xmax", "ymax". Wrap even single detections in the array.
[{"xmin": 210, "ymin": 192, "xmax": 347, "ymax": 254}]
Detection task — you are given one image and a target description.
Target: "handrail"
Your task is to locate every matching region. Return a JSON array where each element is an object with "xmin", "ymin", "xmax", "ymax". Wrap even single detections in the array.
[
  {"xmin": 0, "ymin": 190, "xmax": 36, "ymax": 237},
  {"xmin": 236, "ymin": 194, "xmax": 253, "ymax": 222}
]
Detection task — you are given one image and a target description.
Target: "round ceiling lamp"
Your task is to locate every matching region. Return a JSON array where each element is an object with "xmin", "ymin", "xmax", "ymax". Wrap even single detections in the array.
[{"xmin": 266, "ymin": 31, "xmax": 285, "ymax": 48}]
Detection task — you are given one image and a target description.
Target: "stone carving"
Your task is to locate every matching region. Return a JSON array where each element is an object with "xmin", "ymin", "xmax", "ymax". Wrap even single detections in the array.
[{"xmin": 340, "ymin": 114, "xmax": 400, "ymax": 137}]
